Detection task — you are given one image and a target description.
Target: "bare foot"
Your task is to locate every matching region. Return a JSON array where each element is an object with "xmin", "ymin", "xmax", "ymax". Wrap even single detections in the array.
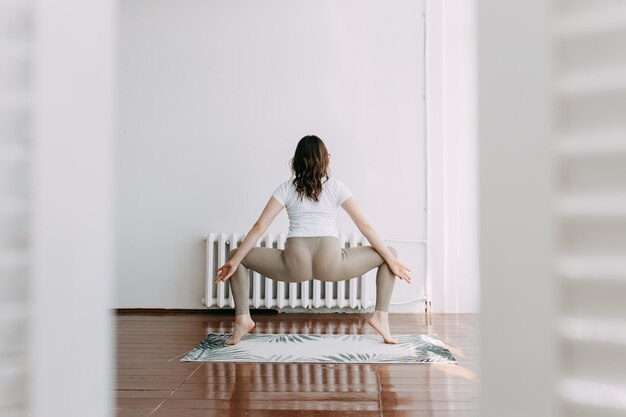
[
  {"xmin": 367, "ymin": 310, "xmax": 396, "ymax": 344},
  {"xmin": 225, "ymin": 314, "xmax": 256, "ymax": 345}
]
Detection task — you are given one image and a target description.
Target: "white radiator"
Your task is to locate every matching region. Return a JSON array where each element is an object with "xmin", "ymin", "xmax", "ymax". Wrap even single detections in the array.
[{"xmin": 202, "ymin": 232, "xmax": 378, "ymax": 311}]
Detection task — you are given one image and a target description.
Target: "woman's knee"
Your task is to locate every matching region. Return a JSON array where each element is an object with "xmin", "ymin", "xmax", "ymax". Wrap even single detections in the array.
[{"xmin": 227, "ymin": 247, "xmax": 239, "ymax": 261}]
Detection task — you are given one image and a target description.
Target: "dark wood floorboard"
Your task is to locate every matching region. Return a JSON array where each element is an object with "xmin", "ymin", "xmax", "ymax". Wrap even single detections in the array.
[{"xmin": 115, "ymin": 312, "xmax": 480, "ymax": 417}]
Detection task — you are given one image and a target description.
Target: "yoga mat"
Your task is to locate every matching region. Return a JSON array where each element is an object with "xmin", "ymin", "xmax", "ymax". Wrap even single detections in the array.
[{"xmin": 180, "ymin": 333, "xmax": 456, "ymax": 364}]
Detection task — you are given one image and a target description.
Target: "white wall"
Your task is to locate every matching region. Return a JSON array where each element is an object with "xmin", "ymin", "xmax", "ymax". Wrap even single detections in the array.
[{"xmin": 117, "ymin": 0, "xmax": 429, "ymax": 311}]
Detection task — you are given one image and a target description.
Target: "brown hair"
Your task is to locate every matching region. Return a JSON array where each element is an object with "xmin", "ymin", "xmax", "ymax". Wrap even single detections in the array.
[{"xmin": 289, "ymin": 135, "xmax": 331, "ymax": 202}]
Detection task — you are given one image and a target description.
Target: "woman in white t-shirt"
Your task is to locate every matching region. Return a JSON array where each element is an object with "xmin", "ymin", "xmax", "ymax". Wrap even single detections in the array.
[{"xmin": 215, "ymin": 135, "xmax": 412, "ymax": 345}]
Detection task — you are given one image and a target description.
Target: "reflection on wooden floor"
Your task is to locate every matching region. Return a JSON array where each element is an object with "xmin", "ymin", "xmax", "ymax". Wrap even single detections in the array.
[{"xmin": 116, "ymin": 312, "xmax": 480, "ymax": 417}]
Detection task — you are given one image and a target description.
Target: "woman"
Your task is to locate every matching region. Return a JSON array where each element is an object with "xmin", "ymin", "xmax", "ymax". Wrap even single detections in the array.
[{"xmin": 215, "ymin": 135, "xmax": 413, "ymax": 345}]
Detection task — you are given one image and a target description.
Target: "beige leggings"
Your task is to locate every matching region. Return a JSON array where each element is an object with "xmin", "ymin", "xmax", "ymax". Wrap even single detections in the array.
[{"xmin": 227, "ymin": 236, "xmax": 398, "ymax": 315}]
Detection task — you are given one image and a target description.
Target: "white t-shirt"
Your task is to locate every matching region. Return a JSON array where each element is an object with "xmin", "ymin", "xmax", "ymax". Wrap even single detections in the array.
[{"xmin": 271, "ymin": 176, "xmax": 353, "ymax": 239}]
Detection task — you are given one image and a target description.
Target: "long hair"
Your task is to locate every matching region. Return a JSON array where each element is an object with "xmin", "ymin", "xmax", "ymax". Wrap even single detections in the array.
[{"xmin": 289, "ymin": 135, "xmax": 330, "ymax": 202}]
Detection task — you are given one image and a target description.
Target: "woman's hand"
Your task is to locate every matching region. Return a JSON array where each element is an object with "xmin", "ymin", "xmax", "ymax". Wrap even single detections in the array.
[
  {"xmin": 214, "ymin": 260, "xmax": 240, "ymax": 283},
  {"xmin": 388, "ymin": 259, "xmax": 412, "ymax": 284}
]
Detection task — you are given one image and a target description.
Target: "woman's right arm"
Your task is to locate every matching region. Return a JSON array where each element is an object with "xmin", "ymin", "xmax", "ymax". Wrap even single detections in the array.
[
  {"xmin": 214, "ymin": 196, "xmax": 284, "ymax": 282},
  {"xmin": 340, "ymin": 196, "xmax": 412, "ymax": 283}
]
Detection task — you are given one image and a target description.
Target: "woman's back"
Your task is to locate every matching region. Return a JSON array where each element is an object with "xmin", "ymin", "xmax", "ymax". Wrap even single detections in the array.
[
  {"xmin": 271, "ymin": 176, "xmax": 353, "ymax": 239},
  {"xmin": 215, "ymin": 135, "xmax": 411, "ymax": 345}
]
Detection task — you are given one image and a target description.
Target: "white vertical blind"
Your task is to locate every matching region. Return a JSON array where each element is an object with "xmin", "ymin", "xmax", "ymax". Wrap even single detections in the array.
[
  {"xmin": 478, "ymin": 0, "xmax": 555, "ymax": 415},
  {"xmin": 30, "ymin": 0, "xmax": 116, "ymax": 416},
  {"xmin": 555, "ymin": 1, "xmax": 626, "ymax": 415},
  {"xmin": 0, "ymin": 0, "xmax": 32, "ymax": 416}
]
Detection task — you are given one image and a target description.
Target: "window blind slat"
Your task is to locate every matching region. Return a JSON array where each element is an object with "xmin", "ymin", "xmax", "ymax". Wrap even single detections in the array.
[
  {"xmin": 560, "ymin": 281, "xmax": 626, "ymax": 321},
  {"xmin": 561, "ymin": 339, "xmax": 626, "ymax": 383}
]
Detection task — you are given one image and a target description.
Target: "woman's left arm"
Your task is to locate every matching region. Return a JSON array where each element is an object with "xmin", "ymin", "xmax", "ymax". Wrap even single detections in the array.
[{"xmin": 215, "ymin": 196, "xmax": 284, "ymax": 282}]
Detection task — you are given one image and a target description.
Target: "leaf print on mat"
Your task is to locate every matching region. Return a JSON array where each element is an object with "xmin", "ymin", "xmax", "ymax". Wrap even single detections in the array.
[
  {"xmin": 180, "ymin": 333, "xmax": 266, "ymax": 362},
  {"xmin": 254, "ymin": 334, "xmax": 325, "ymax": 344},
  {"xmin": 393, "ymin": 334, "xmax": 456, "ymax": 362},
  {"xmin": 319, "ymin": 352, "xmax": 405, "ymax": 363}
]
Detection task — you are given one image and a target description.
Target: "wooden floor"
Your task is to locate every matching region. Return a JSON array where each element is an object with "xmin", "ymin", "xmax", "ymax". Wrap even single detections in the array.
[{"xmin": 116, "ymin": 312, "xmax": 480, "ymax": 417}]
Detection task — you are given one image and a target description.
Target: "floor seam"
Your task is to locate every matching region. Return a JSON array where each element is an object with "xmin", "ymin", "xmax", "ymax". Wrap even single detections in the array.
[{"xmin": 146, "ymin": 363, "xmax": 203, "ymax": 416}]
